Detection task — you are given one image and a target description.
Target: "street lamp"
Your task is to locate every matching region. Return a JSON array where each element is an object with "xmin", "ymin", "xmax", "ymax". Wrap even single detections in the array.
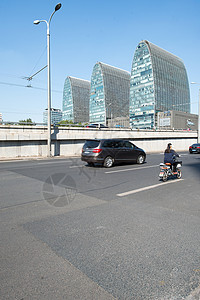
[
  {"xmin": 34, "ymin": 3, "xmax": 62, "ymax": 157},
  {"xmin": 191, "ymin": 82, "xmax": 200, "ymax": 143}
]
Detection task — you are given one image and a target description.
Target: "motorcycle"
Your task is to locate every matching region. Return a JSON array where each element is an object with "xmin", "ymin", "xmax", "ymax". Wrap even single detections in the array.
[{"xmin": 159, "ymin": 160, "xmax": 182, "ymax": 182}]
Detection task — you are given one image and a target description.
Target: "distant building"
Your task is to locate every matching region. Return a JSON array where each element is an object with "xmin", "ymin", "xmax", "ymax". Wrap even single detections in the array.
[
  {"xmin": 43, "ymin": 108, "xmax": 62, "ymax": 125},
  {"xmin": 130, "ymin": 40, "xmax": 190, "ymax": 129},
  {"xmin": 157, "ymin": 110, "xmax": 198, "ymax": 130},
  {"xmin": 0, "ymin": 113, "xmax": 2, "ymax": 123},
  {"xmin": 107, "ymin": 116, "xmax": 130, "ymax": 128},
  {"xmin": 62, "ymin": 76, "xmax": 90, "ymax": 123},
  {"xmin": 90, "ymin": 62, "xmax": 130, "ymax": 125}
]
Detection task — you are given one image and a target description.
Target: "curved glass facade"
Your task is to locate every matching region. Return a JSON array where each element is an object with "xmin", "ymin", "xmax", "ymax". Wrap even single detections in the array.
[
  {"xmin": 90, "ymin": 62, "xmax": 130, "ymax": 124},
  {"xmin": 130, "ymin": 40, "xmax": 190, "ymax": 129},
  {"xmin": 62, "ymin": 77, "xmax": 90, "ymax": 123},
  {"xmin": 90, "ymin": 63, "xmax": 105, "ymax": 124}
]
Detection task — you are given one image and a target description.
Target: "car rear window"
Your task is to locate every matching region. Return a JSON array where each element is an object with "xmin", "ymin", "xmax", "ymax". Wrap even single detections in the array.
[
  {"xmin": 84, "ymin": 140, "xmax": 100, "ymax": 148},
  {"xmin": 102, "ymin": 140, "xmax": 122, "ymax": 148},
  {"xmin": 103, "ymin": 140, "xmax": 114, "ymax": 148}
]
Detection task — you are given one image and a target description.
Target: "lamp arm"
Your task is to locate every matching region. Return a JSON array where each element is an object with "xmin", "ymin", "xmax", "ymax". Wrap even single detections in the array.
[{"xmin": 48, "ymin": 10, "xmax": 56, "ymax": 26}]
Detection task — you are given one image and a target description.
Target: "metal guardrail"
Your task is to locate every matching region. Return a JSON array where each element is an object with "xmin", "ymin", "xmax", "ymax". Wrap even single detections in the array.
[{"xmin": 0, "ymin": 121, "xmax": 197, "ymax": 132}]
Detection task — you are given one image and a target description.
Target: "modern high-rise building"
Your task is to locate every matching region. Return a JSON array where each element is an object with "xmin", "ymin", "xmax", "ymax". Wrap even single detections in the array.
[
  {"xmin": 43, "ymin": 108, "xmax": 62, "ymax": 125},
  {"xmin": 90, "ymin": 62, "xmax": 130, "ymax": 125},
  {"xmin": 62, "ymin": 76, "xmax": 90, "ymax": 123},
  {"xmin": 157, "ymin": 110, "xmax": 198, "ymax": 130},
  {"xmin": 130, "ymin": 40, "xmax": 190, "ymax": 129}
]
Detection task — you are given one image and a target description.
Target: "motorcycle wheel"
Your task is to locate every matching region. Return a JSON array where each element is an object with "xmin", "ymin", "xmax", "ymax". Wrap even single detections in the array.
[
  {"xmin": 176, "ymin": 170, "xmax": 182, "ymax": 179},
  {"xmin": 162, "ymin": 171, "xmax": 168, "ymax": 182}
]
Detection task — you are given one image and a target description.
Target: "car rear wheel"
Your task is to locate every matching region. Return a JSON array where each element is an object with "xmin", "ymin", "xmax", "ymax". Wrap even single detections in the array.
[
  {"xmin": 137, "ymin": 154, "xmax": 145, "ymax": 164},
  {"xmin": 103, "ymin": 156, "xmax": 114, "ymax": 168}
]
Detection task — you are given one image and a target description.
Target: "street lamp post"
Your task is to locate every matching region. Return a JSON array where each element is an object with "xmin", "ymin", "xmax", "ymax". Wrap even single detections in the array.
[
  {"xmin": 191, "ymin": 82, "xmax": 200, "ymax": 143},
  {"xmin": 34, "ymin": 3, "xmax": 62, "ymax": 157}
]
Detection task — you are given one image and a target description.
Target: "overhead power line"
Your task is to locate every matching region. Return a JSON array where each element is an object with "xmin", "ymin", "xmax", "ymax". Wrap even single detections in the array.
[
  {"xmin": 0, "ymin": 81, "xmax": 62, "ymax": 93},
  {"xmin": 1, "ymin": 110, "xmax": 42, "ymax": 115},
  {"xmin": 29, "ymin": 46, "xmax": 47, "ymax": 77}
]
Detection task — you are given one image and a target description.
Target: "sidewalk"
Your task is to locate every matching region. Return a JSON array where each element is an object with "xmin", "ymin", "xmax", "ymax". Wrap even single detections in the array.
[{"xmin": 0, "ymin": 155, "xmax": 79, "ymax": 162}]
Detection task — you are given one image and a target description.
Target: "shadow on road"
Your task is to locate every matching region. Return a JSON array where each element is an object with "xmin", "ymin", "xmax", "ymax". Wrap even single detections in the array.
[{"xmin": 184, "ymin": 155, "xmax": 200, "ymax": 176}]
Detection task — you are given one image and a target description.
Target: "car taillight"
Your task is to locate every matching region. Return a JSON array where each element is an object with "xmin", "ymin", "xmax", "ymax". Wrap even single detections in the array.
[
  {"xmin": 189, "ymin": 146, "xmax": 192, "ymax": 149},
  {"xmin": 92, "ymin": 148, "xmax": 102, "ymax": 153},
  {"xmin": 197, "ymin": 147, "xmax": 200, "ymax": 149}
]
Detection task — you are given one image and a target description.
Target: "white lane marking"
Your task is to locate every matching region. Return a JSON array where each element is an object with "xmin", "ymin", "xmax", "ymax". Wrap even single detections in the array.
[
  {"xmin": 117, "ymin": 179, "xmax": 184, "ymax": 197},
  {"xmin": 38, "ymin": 160, "xmax": 81, "ymax": 165},
  {"xmin": 69, "ymin": 165, "xmax": 84, "ymax": 168},
  {"xmin": 105, "ymin": 164, "xmax": 159, "ymax": 174}
]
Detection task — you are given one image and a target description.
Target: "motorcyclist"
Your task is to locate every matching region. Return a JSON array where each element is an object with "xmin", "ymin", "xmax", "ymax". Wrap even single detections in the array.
[{"xmin": 164, "ymin": 143, "xmax": 180, "ymax": 172}]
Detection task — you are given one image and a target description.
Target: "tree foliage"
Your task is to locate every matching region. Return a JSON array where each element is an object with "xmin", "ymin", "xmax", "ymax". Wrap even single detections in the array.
[
  {"xmin": 18, "ymin": 118, "xmax": 34, "ymax": 125},
  {"xmin": 57, "ymin": 120, "xmax": 88, "ymax": 127}
]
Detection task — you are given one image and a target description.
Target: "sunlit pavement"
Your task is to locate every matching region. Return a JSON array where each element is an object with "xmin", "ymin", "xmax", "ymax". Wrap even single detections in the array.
[{"xmin": 0, "ymin": 153, "xmax": 200, "ymax": 299}]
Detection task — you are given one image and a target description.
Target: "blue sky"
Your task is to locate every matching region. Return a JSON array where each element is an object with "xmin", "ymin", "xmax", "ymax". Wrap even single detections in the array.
[{"xmin": 0, "ymin": 0, "xmax": 200, "ymax": 123}]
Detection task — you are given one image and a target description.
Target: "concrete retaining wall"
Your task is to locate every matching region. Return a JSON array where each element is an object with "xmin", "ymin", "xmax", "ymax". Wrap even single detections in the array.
[{"xmin": 0, "ymin": 125, "xmax": 197, "ymax": 158}]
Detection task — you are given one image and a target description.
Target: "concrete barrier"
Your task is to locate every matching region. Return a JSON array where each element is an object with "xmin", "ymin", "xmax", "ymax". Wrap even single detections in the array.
[{"xmin": 0, "ymin": 125, "xmax": 197, "ymax": 159}]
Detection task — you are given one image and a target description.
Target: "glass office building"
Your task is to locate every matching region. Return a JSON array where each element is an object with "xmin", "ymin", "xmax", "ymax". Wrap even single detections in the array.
[
  {"xmin": 130, "ymin": 40, "xmax": 190, "ymax": 129},
  {"xmin": 90, "ymin": 62, "xmax": 130, "ymax": 124},
  {"xmin": 62, "ymin": 76, "xmax": 90, "ymax": 123},
  {"xmin": 43, "ymin": 108, "xmax": 62, "ymax": 125}
]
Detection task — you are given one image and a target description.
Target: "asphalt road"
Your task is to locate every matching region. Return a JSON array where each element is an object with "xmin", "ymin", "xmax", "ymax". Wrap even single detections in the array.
[{"xmin": 0, "ymin": 153, "xmax": 200, "ymax": 300}]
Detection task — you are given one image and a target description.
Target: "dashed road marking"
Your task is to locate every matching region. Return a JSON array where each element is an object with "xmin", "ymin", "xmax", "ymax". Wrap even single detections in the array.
[
  {"xmin": 105, "ymin": 164, "xmax": 158, "ymax": 174},
  {"xmin": 117, "ymin": 179, "xmax": 184, "ymax": 197},
  {"xmin": 69, "ymin": 165, "xmax": 85, "ymax": 168},
  {"xmin": 38, "ymin": 160, "xmax": 72, "ymax": 165}
]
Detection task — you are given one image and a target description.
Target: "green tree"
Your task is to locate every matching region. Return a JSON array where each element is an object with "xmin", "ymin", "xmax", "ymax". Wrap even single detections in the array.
[
  {"xmin": 18, "ymin": 118, "xmax": 34, "ymax": 125},
  {"xmin": 58, "ymin": 120, "xmax": 74, "ymax": 126}
]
